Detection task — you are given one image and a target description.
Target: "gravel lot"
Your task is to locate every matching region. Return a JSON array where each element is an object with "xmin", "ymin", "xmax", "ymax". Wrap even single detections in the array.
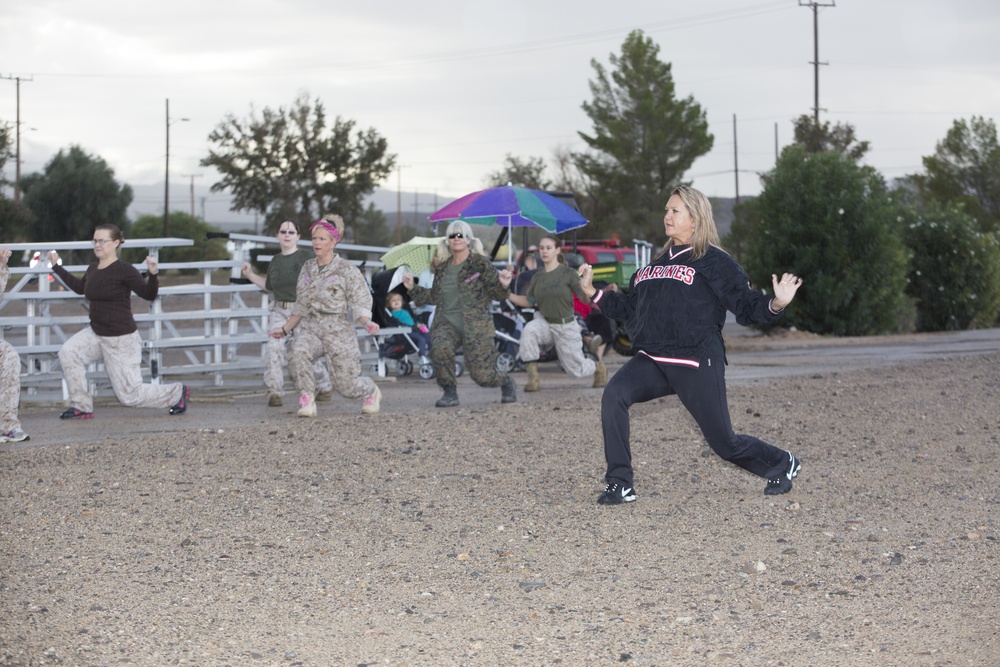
[{"xmin": 2, "ymin": 333, "xmax": 998, "ymax": 666}]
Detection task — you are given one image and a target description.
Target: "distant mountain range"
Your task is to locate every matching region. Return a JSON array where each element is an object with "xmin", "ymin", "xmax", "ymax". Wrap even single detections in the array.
[
  {"xmin": 128, "ymin": 182, "xmax": 739, "ymax": 238},
  {"xmin": 127, "ymin": 182, "xmax": 451, "ymax": 235}
]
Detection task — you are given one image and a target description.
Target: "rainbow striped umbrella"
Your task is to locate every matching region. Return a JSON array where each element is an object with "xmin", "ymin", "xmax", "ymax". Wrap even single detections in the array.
[
  {"xmin": 428, "ymin": 185, "xmax": 588, "ymax": 263},
  {"xmin": 429, "ymin": 185, "xmax": 588, "ymax": 233}
]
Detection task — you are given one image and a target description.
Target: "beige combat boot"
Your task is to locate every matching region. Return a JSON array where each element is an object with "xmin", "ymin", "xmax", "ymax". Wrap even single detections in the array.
[
  {"xmin": 592, "ymin": 360, "xmax": 607, "ymax": 388},
  {"xmin": 524, "ymin": 362, "xmax": 541, "ymax": 392}
]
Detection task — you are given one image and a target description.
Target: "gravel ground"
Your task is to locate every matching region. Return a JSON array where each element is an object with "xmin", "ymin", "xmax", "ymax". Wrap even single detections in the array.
[{"xmin": 1, "ymin": 345, "xmax": 998, "ymax": 666}]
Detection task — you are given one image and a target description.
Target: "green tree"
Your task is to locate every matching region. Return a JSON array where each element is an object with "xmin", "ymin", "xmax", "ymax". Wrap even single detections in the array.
[
  {"xmin": 791, "ymin": 114, "xmax": 871, "ymax": 161},
  {"xmin": 744, "ymin": 146, "xmax": 908, "ymax": 336},
  {"xmin": 0, "ymin": 123, "xmax": 12, "ymax": 187},
  {"xmin": 20, "ymin": 145, "xmax": 133, "ymax": 262},
  {"xmin": 201, "ymin": 92, "xmax": 396, "ymax": 235},
  {"xmin": 354, "ymin": 203, "xmax": 397, "ymax": 248},
  {"xmin": 574, "ymin": 30, "xmax": 713, "ymax": 240},
  {"xmin": 126, "ymin": 212, "xmax": 229, "ymax": 272},
  {"xmin": 0, "ymin": 125, "xmax": 36, "ymax": 243},
  {"xmin": 485, "ymin": 154, "xmax": 552, "ymax": 190},
  {"xmin": 898, "ymin": 203, "xmax": 1000, "ymax": 331},
  {"xmin": 902, "ymin": 116, "xmax": 1000, "ymax": 233}
]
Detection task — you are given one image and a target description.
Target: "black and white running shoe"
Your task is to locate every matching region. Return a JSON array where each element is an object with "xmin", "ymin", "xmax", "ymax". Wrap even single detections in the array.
[
  {"xmin": 597, "ymin": 481, "xmax": 636, "ymax": 505},
  {"xmin": 764, "ymin": 452, "xmax": 801, "ymax": 495}
]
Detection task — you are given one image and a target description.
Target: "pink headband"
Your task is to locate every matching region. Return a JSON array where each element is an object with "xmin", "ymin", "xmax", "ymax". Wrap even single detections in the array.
[{"xmin": 310, "ymin": 220, "xmax": 340, "ymax": 240}]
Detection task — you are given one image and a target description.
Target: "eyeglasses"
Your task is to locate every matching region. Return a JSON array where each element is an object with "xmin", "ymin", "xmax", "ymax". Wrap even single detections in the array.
[
  {"xmin": 448, "ymin": 232, "xmax": 465, "ymax": 240},
  {"xmin": 93, "ymin": 239, "xmax": 113, "ymax": 246},
  {"xmin": 278, "ymin": 230, "xmax": 298, "ymax": 235}
]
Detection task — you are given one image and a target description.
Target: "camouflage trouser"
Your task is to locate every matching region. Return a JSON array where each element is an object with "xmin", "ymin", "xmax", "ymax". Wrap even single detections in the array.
[
  {"xmin": 59, "ymin": 328, "xmax": 184, "ymax": 413},
  {"xmin": 518, "ymin": 317, "xmax": 596, "ymax": 378},
  {"xmin": 431, "ymin": 318, "xmax": 505, "ymax": 389},
  {"xmin": 288, "ymin": 314, "xmax": 375, "ymax": 401},
  {"xmin": 1, "ymin": 340, "xmax": 22, "ymax": 433},
  {"xmin": 265, "ymin": 304, "xmax": 332, "ymax": 396}
]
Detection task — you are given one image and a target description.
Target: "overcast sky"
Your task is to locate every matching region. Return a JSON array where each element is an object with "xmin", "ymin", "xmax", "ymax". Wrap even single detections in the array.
[{"xmin": 2, "ymin": 0, "xmax": 998, "ymax": 221}]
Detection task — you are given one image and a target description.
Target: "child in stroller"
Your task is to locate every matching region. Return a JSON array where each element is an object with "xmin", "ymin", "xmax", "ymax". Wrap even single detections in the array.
[{"xmin": 380, "ymin": 292, "xmax": 435, "ymax": 379}]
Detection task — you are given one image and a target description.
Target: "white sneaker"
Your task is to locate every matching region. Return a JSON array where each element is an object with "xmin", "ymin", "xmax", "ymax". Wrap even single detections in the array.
[
  {"xmin": 297, "ymin": 393, "xmax": 317, "ymax": 418},
  {"xmin": 361, "ymin": 386, "xmax": 382, "ymax": 414},
  {"xmin": 1, "ymin": 428, "xmax": 30, "ymax": 443}
]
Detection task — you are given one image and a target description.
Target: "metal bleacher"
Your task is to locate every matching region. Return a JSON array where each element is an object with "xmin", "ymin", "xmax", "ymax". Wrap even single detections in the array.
[{"xmin": 0, "ymin": 235, "xmax": 406, "ymax": 404}]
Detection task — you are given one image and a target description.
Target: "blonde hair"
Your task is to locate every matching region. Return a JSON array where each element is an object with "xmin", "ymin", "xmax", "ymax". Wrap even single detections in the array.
[
  {"xmin": 312, "ymin": 213, "xmax": 345, "ymax": 241},
  {"xmin": 657, "ymin": 186, "xmax": 722, "ymax": 261}
]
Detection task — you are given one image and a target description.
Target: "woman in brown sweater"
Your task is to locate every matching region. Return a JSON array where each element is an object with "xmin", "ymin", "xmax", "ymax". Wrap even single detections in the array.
[{"xmin": 48, "ymin": 224, "xmax": 188, "ymax": 419}]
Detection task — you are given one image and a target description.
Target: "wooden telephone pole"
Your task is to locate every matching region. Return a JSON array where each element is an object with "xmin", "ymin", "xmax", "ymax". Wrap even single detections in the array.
[{"xmin": 799, "ymin": 1, "xmax": 836, "ymax": 123}]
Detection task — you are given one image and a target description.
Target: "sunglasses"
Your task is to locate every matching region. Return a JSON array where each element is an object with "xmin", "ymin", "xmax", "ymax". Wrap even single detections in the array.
[{"xmin": 448, "ymin": 232, "xmax": 465, "ymax": 240}]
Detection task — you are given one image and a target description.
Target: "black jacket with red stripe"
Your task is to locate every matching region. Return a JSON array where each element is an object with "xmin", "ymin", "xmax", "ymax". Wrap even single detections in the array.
[{"xmin": 591, "ymin": 244, "xmax": 784, "ymax": 368}]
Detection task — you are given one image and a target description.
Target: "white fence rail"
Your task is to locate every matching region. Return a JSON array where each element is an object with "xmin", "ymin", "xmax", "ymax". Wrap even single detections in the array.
[{"xmin": 0, "ymin": 236, "xmax": 400, "ymax": 404}]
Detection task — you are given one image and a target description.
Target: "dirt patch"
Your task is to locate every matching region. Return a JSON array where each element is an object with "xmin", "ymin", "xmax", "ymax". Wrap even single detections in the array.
[{"xmin": 2, "ymin": 353, "xmax": 998, "ymax": 665}]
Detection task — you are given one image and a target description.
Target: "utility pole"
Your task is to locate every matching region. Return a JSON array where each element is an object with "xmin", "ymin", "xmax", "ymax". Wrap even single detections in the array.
[
  {"xmin": 799, "ymin": 1, "xmax": 835, "ymax": 124},
  {"xmin": 395, "ymin": 165, "xmax": 403, "ymax": 245},
  {"xmin": 2, "ymin": 74, "xmax": 33, "ymax": 203},
  {"xmin": 180, "ymin": 173, "xmax": 203, "ymax": 218},
  {"xmin": 732, "ymin": 114, "xmax": 740, "ymax": 206},
  {"xmin": 163, "ymin": 99, "xmax": 189, "ymax": 236}
]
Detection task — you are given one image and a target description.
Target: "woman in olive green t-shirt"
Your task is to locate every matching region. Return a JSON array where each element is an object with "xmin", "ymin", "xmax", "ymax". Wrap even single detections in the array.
[{"xmin": 507, "ymin": 235, "xmax": 605, "ymax": 391}]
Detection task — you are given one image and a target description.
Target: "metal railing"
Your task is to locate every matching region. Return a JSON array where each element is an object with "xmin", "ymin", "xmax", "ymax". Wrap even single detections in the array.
[{"xmin": 1, "ymin": 236, "xmax": 400, "ymax": 403}]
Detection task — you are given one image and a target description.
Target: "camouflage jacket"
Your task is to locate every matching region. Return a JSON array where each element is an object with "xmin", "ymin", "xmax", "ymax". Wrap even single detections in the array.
[
  {"xmin": 292, "ymin": 254, "xmax": 373, "ymax": 324},
  {"xmin": 410, "ymin": 252, "xmax": 508, "ymax": 333}
]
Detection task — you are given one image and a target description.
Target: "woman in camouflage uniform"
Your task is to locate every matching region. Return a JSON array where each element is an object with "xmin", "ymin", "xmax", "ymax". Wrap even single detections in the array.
[
  {"xmin": 0, "ymin": 247, "xmax": 29, "ymax": 443},
  {"xmin": 272, "ymin": 214, "xmax": 382, "ymax": 417},
  {"xmin": 402, "ymin": 220, "xmax": 517, "ymax": 408},
  {"xmin": 241, "ymin": 220, "xmax": 332, "ymax": 407}
]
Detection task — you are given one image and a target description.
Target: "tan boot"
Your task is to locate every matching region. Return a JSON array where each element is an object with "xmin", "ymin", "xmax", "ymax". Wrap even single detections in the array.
[
  {"xmin": 592, "ymin": 360, "xmax": 607, "ymax": 388},
  {"xmin": 524, "ymin": 362, "xmax": 541, "ymax": 392}
]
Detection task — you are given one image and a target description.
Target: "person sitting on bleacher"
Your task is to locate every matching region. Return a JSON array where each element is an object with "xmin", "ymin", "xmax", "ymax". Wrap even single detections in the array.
[
  {"xmin": 0, "ymin": 247, "xmax": 30, "ymax": 443},
  {"xmin": 48, "ymin": 225, "xmax": 189, "ymax": 420}
]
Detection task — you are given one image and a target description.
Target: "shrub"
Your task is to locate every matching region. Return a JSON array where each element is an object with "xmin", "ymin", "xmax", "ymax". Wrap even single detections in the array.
[
  {"xmin": 742, "ymin": 147, "xmax": 908, "ymax": 336},
  {"xmin": 126, "ymin": 213, "xmax": 230, "ymax": 273},
  {"xmin": 899, "ymin": 204, "xmax": 1000, "ymax": 331}
]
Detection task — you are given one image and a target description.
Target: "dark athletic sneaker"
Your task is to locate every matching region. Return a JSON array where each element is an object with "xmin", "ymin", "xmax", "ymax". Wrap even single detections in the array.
[
  {"xmin": 169, "ymin": 385, "xmax": 190, "ymax": 415},
  {"xmin": 60, "ymin": 408, "xmax": 94, "ymax": 420},
  {"xmin": 764, "ymin": 452, "xmax": 801, "ymax": 495},
  {"xmin": 597, "ymin": 482, "xmax": 636, "ymax": 505}
]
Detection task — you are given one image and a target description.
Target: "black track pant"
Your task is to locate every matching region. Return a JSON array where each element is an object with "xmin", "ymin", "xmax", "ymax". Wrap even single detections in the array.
[{"xmin": 601, "ymin": 351, "xmax": 789, "ymax": 487}]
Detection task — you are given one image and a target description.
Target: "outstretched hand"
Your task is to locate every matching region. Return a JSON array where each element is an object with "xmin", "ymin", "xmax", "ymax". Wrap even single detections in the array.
[
  {"xmin": 771, "ymin": 272, "xmax": 803, "ymax": 310},
  {"xmin": 401, "ymin": 273, "xmax": 415, "ymax": 290},
  {"xmin": 498, "ymin": 267, "xmax": 513, "ymax": 289},
  {"xmin": 577, "ymin": 263, "xmax": 595, "ymax": 297}
]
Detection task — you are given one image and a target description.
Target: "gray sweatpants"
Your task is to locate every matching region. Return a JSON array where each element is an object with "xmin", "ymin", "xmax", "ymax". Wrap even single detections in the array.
[{"xmin": 59, "ymin": 327, "xmax": 183, "ymax": 413}]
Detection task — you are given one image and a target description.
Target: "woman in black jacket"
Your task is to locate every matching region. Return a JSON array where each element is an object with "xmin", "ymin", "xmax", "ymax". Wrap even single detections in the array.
[{"xmin": 579, "ymin": 186, "xmax": 803, "ymax": 504}]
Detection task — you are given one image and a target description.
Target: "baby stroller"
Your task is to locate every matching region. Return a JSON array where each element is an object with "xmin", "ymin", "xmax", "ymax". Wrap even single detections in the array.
[
  {"xmin": 370, "ymin": 266, "xmax": 464, "ymax": 380},
  {"xmin": 492, "ymin": 306, "xmax": 523, "ymax": 373}
]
